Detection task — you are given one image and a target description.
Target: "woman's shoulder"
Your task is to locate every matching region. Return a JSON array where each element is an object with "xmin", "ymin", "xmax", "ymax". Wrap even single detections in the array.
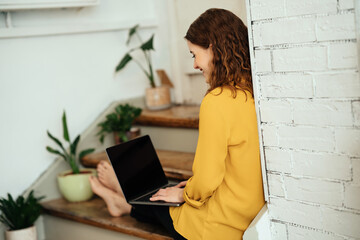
[{"xmin": 205, "ymin": 87, "xmax": 252, "ymax": 102}]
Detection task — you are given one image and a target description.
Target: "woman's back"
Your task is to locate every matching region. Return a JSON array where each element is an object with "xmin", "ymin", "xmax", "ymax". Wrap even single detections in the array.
[{"xmin": 170, "ymin": 87, "xmax": 265, "ymax": 240}]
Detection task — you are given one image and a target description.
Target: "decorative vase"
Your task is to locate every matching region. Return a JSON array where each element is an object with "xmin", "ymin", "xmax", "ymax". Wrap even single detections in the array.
[
  {"xmin": 145, "ymin": 86, "xmax": 171, "ymax": 111},
  {"xmin": 57, "ymin": 168, "xmax": 96, "ymax": 202},
  {"xmin": 5, "ymin": 225, "xmax": 37, "ymax": 240},
  {"xmin": 113, "ymin": 127, "xmax": 141, "ymax": 145}
]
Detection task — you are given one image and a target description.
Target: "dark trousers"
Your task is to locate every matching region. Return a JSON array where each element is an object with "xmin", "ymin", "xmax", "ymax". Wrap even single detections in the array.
[{"xmin": 130, "ymin": 205, "xmax": 187, "ymax": 240}]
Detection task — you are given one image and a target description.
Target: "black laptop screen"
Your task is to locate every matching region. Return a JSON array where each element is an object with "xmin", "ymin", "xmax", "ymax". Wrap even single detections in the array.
[{"xmin": 106, "ymin": 135, "xmax": 168, "ymax": 201}]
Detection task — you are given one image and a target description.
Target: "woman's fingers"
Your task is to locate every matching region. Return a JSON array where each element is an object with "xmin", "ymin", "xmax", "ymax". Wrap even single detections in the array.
[
  {"xmin": 152, "ymin": 188, "xmax": 165, "ymax": 197},
  {"xmin": 150, "ymin": 187, "xmax": 185, "ymax": 203},
  {"xmin": 175, "ymin": 180, "xmax": 188, "ymax": 188}
]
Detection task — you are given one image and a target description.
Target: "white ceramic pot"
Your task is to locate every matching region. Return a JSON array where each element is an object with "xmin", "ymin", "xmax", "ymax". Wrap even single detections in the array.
[
  {"xmin": 5, "ymin": 225, "xmax": 37, "ymax": 240},
  {"xmin": 57, "ymin": 168, "xmax": 96, "ymax": 202},
  {"xmin": 145, "ymin": 86, "xmax": 171, "ymax": 110}
]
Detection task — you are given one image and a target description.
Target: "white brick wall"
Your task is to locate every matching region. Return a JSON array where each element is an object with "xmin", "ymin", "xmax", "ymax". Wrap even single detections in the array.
[
  {"xmin": 353, "ymin": 101, "xmax": 360, "ymax": 126},
  {"xmin": 268, "ymin": 197, "xmax": 322, "ymax": 229},
  {"xmin": 292, "ymin": 100, "xmax": 353, "ymax": 126},
  {"xmin": 316, "ymin": 13, "xmax": 356, "ymax": 41},
  {"xmin": 277, "ymin": 126, "xmax": 334, "ymax": 151},
  {"xmin": 270, "ymin": 221, "xmax": 287, "ymax": 240},
  {"xmin": 268, "ymin": 173, "xmax": 285, "ymax": 197},
  {"xmin": 339, "ymin": 0, "xmax": 355, "ymax": 10},
  {"xmin": 285, "ymin": 0, "xmax": 337, "ymax": 16},
  {"xmin": 292, "ymin": 152, "xmax": 352, "ymax": 181},
  {"xmin": 314, "ymin": 72, "xmax": 360, "ymax": 98},
  {"xmin": 272, "ymin": 46, "xmax": 327, "ymax": 72},
  {"xmin": 328, "ymin": 42, "xmax": 358, "ymax": 69},
  {"xmin": 255, "ymin": 50, "xmax": 272, "ymax": 72},
  {"xmin": 344, "ymin": 184, "xmax": 360, "ymax": 210},
  {"xmin": 261, "ymin": 124, "xmax": 279, "ymax": 147},
  {"xmin": 287, "ymin": 226, "xmax": 345, "ymax": 240},
  {"xmin": 250, "ymin": 0, "xmax": 285, "ymax": 20},
  {"xmin": 353, "ymin": 159, "xmax": 360, "ymax": 184},
  {"xmin": 259, "ymin": 74, "xmax": 314, "ymax": 98},
  {"xmin": 335, "ymin": 128, "xmax": 360, "ymax": 157},
  {"xmin": 248, "ymin": 0, "xmax": 360, "ymax": 238},
  {"xmin": 260, "ymin": 99, "xmax": 292, "ymax": 123},
  {"xmin": 283, "ymin": 176, "xmax": 343, "ymax": 206},
  {"xmin": 264, "ymin": 147, "xmax": 292, "ymax": 173},
  {"xmin": 322, "ymin": 208, "xmax": 360, "ymax": 238},
  {"xmin": 253, "ymin": 17, "xmax": 316, "ymax": 46}
]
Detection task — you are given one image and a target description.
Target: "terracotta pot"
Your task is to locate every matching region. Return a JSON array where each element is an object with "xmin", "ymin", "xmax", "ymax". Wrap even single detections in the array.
[
  {"xmin": 5, "ymin": 225, "xmax": 37, "ymax": 240},
  {"xmin": 145, "ymin": 86, "xmax": 171, "ymax": 110},
  {"xmin": 113, "ymin": 127, "xmax": 141, "ymax": 145},
  {"xmin": 57, "ymin": 169, "xmax": 96, "ymax": 202}
]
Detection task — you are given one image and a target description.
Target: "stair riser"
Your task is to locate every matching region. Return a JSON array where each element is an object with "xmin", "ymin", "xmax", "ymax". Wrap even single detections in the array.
[
  {"xmin": 136, "ymin": 125, "xmax": 198, "ymax": 153},
  {"xmin": 43, "ymin": 215, "xmax": 142, "ymax": 240}
]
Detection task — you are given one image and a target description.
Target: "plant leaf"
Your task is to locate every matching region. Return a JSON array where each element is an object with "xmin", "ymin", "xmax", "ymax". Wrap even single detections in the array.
[
  {"xmin": 98, "ymin": 134, "xmax": 105, "ymax": 144},
  {"xmin": 115, "ymin": 53, "xmax": 132, "ymax": 72},
  {"xmin": 71, "ymin": 135, "xmax": 80, "ymax": 155},
  {"xmin": 79, "ymin": 148, "xmax": 95, "ymax": 160},
  {"xmin": 62, "ymin": 111, "xmax": 70, "ymax": 142},
  {"xmin": 140, "ymin": 34, "xmax": 154, "ymax": 51},
  {"xmin": 68, "ymin": 156, "xmax": 80, "ymax": 174},
  {"xmin": 46, "ymin": 146, "xmax": 66, "ymax": 159},
  {"xmin": 0, "ymin": 191, "xmax": 44, "ymax": 230},
  {"xmin": 47, "ymin": 131, "xmax": 65, "ymax": 151},
  {"xmin": 126, "ymin": 24, "xmax": 139, "ymax": 45}
]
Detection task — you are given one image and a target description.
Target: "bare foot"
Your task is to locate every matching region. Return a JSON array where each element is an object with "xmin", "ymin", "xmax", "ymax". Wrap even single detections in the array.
[
  {"xmin": 89, "ymin": 176, "xmax": 131, "ymax": 217},
  {"xmin": 97, "ymin": 160, "xmax": 123, "ymax": 194}
]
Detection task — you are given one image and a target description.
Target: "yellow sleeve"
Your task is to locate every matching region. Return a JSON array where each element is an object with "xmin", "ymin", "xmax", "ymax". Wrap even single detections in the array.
[{"xmin": 183, "ymin": 94, "xmax": 229, "ymax": 208}]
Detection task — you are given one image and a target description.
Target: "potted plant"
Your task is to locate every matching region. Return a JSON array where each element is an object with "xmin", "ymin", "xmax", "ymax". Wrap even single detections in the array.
[
  {"xmin": 115, "ymin": 24, "xmax": 172, "ymax": 110},
  {"xmin": 97, "ymin": 103, "xmax": 142, "ymax": 144},
  {"xmin": 0, "ymin": 191, "xmax": 44, "ymax": 240},
  {"xmin": 46, "ymin": 111, "xmax": 96, "ymax": 202}
]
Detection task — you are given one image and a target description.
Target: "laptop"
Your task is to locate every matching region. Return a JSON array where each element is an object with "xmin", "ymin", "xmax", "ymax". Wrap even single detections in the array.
[{"xmin": 106, "ymin": 135, "xmax": 182, "ymax": 207}]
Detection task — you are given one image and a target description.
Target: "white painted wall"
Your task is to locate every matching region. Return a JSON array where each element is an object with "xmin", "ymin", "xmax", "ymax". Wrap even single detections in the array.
[
  {"xmin": 0, "ymin": 0, "xmax": 173, "ymax": 198},
  {"xmin": 247, "ymin": 0, "xmax": 360, "ymax": 239}
]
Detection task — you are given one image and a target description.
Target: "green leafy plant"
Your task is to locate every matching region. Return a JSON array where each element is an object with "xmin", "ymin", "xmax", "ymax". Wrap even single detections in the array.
[
  {"xmin": 46, "ymin": 111, "xmax": 95, "ymax": 174},
  {"xmin": 0, "ymin": 191, "xmax": 44, "ymax": 231},
  {"xmin": 115, "ymin": 24, "xmax": 156, "ymax": 88},
  {"xmin": 97, "ymin": 103, "xmax": 142, "ymax": 143}
]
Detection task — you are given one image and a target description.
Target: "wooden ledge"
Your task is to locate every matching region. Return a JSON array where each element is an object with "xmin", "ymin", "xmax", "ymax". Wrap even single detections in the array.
[
  {"xmin": 41, "ymin": 198, "xmax": 172, "ymax": 240},
  {"xmin": 134, "ymin": 105, "xmax": 200, "ymax": 129},
  {"xmin": 81, "ymin": 150, "xmax": 194, "ymax": 181}
]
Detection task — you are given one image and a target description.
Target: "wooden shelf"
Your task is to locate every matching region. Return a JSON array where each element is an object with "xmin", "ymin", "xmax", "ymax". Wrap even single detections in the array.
[
  {"xmin": 134, "ymin": 105, "xmax": 200, "ymax": 129},
  {"xmin": 81, "ymin": 150, "xmax": 194, "ymax": 181},
  {"xmin": 41, "ymin": 198, "xmax": 172, "ymax": 240}
]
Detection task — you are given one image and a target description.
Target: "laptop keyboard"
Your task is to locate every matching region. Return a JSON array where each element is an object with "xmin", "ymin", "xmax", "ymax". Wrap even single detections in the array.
[{"xmin": 136, "ymin": 192, "xmax": 154, "ymax": 202}]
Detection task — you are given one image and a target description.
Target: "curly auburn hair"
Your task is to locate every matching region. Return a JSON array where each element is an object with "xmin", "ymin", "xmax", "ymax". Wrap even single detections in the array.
[{"xmin": 185, "ymin": 8, "xmax": 253, "ymax": 98}]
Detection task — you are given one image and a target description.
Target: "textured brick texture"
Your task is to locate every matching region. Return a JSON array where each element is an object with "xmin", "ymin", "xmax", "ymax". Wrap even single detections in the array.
[
  {"xmin": 248, "ymin": 0, "xmax": 360, "ymax": 238},
  {"xmin": 270, "ymin": 221, "xmax": 287, "ymax": 240},
  {"xmin": 259, "ymin": 74, "xmax": 314, "ymax": 98}
]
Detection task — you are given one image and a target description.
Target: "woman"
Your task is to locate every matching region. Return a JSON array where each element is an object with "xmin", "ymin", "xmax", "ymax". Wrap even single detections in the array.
[{"xmin": 90, "ymin": 8, "xmax": 265, "ymax": 240}]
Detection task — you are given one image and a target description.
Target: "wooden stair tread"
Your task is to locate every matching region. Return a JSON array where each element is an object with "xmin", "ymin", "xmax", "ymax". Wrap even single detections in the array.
[
  {"xmin": 81, "ymin": 150, "xmax": 194, "ymax": 181},
  {"xmin": 134, "ymin": 105, "xmax": 199, "ymax": 129},
  {"xmin": 41, "ymin": 198, "xmax": 172, "ymax": 240}
]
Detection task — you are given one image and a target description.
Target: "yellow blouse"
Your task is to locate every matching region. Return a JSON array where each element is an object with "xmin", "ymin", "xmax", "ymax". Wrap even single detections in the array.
[{"xmin": 170, "ymin": 87, "xmax": 265, "ymax": 240}]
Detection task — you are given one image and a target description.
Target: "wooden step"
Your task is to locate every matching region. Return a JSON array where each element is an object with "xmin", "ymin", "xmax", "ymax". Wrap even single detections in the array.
[
  {"xmin": 134, "ymin": 105, "xmax": 199, "ymax": 129},
  {"xmin": 41, "ymin": 198, "xmax": 172, "ymax": 240},
  {"xmin": 81, "ymin": 150, "xmax": 194, "ymax": 181}
]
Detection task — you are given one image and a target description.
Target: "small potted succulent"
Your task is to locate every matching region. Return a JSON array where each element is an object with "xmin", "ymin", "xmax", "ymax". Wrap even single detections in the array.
[
  {"xmin": 46, "ymin": 111, "xmax": 95, "ymax": 202},
  {"xmin": 97, "ymin": 103, "xmax": 142, "ymax": 144},
  {"xmin": 0, "ymin": 191, "xmax": 44, "ymax": 240},
  {"xmin": 116, "ymin": 24, "xmax": 171, "ymax": 110}
]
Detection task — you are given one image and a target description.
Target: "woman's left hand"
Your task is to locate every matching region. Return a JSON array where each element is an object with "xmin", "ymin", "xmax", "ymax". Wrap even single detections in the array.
[{"xmin": 150, "ymin": 186, "xmax": 185, "ymax": 203}]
